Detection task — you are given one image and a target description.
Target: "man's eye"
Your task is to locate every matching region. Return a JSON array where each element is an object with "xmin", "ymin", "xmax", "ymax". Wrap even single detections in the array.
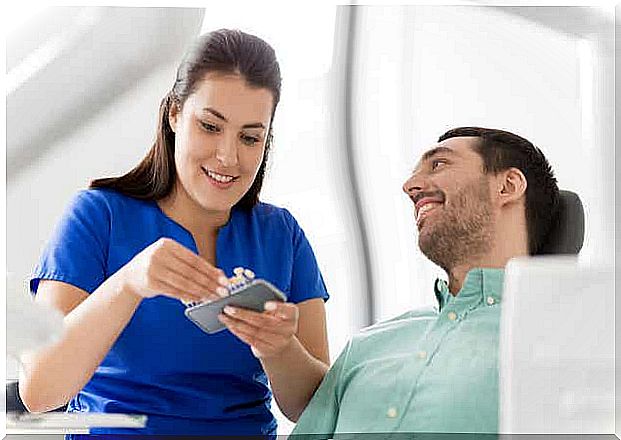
[
  {"xmin": 431, "ymin": 159, "xmax": 446, "ymax": 170},
  {"xmin": 240, "ymin": 134, "xmax": 260, "ymax": 146},
  {"xmin": 201, "ymin": 121, "xmax": 220, "ymax": 133}
]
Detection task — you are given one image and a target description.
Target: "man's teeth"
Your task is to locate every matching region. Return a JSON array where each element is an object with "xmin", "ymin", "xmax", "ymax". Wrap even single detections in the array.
[
  {"xmin": 417, "ymin": 203, "xmax": 440, "ymax": 221},
  {"xmin": 207, "ymin": 170, "xmax": 234, "ymax": 183}
]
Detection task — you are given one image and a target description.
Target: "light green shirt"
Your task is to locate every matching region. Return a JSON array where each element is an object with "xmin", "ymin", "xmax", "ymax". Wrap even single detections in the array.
[{"xmin": 291, "ymin": 268, "xmax": 504, "ymax": 438}]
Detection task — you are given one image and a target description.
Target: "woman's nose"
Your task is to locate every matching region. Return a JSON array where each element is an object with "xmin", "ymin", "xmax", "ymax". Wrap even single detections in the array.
[{"xmin": 215, "ymin": 137, "xmax": 238, "ymax": 167}]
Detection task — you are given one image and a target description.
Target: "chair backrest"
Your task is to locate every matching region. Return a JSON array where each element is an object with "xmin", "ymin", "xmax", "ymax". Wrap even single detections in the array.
[{"xmin": 536, "ymin": 190, "xmax": 585, "ymax": 255}]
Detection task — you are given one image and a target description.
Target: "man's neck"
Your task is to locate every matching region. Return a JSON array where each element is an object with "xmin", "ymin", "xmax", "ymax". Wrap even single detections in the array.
[
  {"xmin": 447, "ymin": 260, "xmax": 499, "ymax": 295},
  {"xmin": 446, "ymin": 241, "xmax": 528, "ymax": 295}
]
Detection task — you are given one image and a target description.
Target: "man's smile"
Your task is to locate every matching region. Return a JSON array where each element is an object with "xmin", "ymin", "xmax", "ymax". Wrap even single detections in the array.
[
  {"xmin": 416, "ymin": 202, "xmax": 443, "ymax": 227},
  {"xmin": 415, "ymin": 196, "xmax": 445, "ymax": 228}
]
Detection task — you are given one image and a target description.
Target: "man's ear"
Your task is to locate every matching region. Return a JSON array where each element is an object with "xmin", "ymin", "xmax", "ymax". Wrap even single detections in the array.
[
  {"xmin": 498, "ymin": 167, "xmax": 527, "ymax": 206},
  {"xmin": 168, "ymin": 101, "xmax": 179, "ymax": 133}
]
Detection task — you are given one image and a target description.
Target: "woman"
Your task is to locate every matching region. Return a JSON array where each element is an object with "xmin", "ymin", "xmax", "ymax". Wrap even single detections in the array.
[{"xmin": 20, "ymin": 29, "xmax": 330, "ymax": 437}]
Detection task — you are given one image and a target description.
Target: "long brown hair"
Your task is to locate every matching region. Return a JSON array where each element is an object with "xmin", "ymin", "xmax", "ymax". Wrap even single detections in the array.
[{"xmin": 90, "ymin": 29, "xmax": 282, "ymax": 210}]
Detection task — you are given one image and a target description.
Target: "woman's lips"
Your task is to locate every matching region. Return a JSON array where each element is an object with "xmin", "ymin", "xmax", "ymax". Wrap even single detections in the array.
[{"xmin": 202, "ymin": 167, "xmax": 238, "ymax": 189}]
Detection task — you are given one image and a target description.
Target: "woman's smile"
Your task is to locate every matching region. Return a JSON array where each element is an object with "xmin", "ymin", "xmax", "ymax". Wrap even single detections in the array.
[{"xmin": 202, "ymin": 166, "xmax": 239, "ymax": 189}]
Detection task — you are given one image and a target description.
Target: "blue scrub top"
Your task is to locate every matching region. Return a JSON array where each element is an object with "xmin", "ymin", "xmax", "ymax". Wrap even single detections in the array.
[{"xmin": 31, "ymin": 188, "xmax": 329, "ymax": 437}]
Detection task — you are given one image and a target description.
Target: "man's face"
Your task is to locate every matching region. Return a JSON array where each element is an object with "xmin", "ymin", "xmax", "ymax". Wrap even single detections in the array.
[{"xmin": 402, "ymin": 137, "xmax": 495, "ymax": 270}]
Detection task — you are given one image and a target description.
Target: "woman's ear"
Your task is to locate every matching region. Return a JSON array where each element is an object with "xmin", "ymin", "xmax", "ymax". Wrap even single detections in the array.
[
  {"xmin": 168, "ymin": 102, "xmax": 179, "ymax": 133},
  {"xmin": 498, "ymin": 167, "xmax": 527, "ymax": 206}
]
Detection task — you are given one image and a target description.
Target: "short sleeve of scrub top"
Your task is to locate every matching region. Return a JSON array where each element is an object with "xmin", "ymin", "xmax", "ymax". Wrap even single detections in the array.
[
  {"xmin": 30, "ymin": 188, "xmax": 329, "ymax": 437},
  {"xmin": 31, "ymin": 189, "xmax": 110, "ymax": 294}
]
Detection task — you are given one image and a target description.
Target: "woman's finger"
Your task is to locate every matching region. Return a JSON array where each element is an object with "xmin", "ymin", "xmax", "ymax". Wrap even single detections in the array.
[
  {"xmin": 154, "ymin": 266, "xmax": 220, "ymax": 302},
  {"xmin": 222, "ymin": 306, "xmax": 285, "ymax": 329},
  {"xmin": 264, "ymin": 302, "xmax": 298, "ymax": 321},
  {"xmin": 219, "ymin": 314, "xmax": 279, "ymax": 350},
  {"xmin": 165, "ymin": 239, "xmax": 229, "ymax": 286},
  {"xmin": 155, "ymin": 251, "xmax": 229, "ymax": 299}
]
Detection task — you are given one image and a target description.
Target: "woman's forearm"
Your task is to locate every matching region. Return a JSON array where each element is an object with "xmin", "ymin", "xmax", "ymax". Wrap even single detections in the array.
[
  {"xmin": 260, "ymin": 337, "xmax": 329, "ymax": 422},
  {"xmin": 19, "ymin": 272, "xmax": 142, "ymax": 413}
]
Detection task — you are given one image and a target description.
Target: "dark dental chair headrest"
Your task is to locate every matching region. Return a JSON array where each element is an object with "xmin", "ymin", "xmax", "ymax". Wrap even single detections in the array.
[{"xmin": 537, "ymin": 190, "xmax": 585, "ymax": 255}]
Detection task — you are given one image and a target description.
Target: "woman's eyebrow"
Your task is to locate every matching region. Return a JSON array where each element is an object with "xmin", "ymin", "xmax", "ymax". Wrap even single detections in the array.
[
  {"xmin": 202, "ymin": 107, "xmax": 227, "ymax": 121},
  {"xmin": 202, "ymin": 107, "xmax": 265, "ymax": 130},
  {"xmin": 242, "ymin": 122, "xmax": 266, "ymax": 130}
]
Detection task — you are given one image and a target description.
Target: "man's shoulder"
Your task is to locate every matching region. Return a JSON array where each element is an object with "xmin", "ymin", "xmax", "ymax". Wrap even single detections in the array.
[
  {"xmin": 350, "ymin": 306, "xmax": 438, "ymax": 346},
  {"xmin": 363, "ymin": 306, "xmax": 439, "ymax": 331}
]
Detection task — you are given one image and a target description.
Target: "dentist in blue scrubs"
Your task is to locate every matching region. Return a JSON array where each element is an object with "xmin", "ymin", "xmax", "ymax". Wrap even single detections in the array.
[{"xmin": 20, "ymin": 29, "xmax": 330, "ymax": 437}]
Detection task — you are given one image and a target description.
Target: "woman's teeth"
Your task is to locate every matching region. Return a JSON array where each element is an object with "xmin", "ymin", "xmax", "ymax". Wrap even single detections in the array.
[{"xmin": 207, "ymin": 170, "xmax": 234, "ymax": 183}]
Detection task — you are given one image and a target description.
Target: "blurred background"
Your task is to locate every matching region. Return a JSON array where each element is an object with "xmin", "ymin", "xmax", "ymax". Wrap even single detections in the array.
[{"xmin": 5, "ymin": 3, "xmax": 615, "ymax": 437}]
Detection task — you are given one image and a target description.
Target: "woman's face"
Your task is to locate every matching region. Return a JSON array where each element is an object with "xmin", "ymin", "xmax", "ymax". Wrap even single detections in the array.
[{"xmin": 169, "ymin": 73, "xmax": 274, "ymax": 215}]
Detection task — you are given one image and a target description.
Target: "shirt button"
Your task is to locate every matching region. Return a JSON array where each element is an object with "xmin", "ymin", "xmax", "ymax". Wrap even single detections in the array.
[
  {"xmin": 447, "ymin": 311, "xmax": 457, "ymax": 321},
  {"xmin": 386, "ymin": 407, "xmax": 398, "ymax": 418},
  {"xmin": 417, "ymin": 350, "xmax": 427, "ymax": 359},
  {"xmin": 486, "ymin": 296, "xmax": 495, "ymax": 305}
]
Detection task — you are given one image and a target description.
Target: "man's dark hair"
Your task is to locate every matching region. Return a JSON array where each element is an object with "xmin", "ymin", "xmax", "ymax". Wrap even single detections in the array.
[{"xmin": 438, "ymin": 127, "xmax": 559, "ymax": 255}]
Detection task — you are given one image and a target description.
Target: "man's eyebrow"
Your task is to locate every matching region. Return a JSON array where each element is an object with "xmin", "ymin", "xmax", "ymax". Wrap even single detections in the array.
[
  {"xmin": 420, "ymin": 146, "xmax": 455, "ymax": 162},
  {"xmin": 202, "ymin": 107, "xmax": 266, "ymax": 130},
  {"xmin": 412, "ymin": 146, "xmax": 456, "ymax": 173}
]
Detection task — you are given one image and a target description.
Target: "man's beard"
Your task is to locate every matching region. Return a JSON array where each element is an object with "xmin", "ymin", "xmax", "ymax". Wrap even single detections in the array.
[{"xmin": 418, "ymin": 176, "xmax": 494, "ymax": 272}]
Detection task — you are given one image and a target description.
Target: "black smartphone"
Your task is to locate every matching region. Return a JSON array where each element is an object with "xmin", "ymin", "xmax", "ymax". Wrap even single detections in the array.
[{"xmin": 184, "ymin": 279, "xmax": 287, "ymax": 334}]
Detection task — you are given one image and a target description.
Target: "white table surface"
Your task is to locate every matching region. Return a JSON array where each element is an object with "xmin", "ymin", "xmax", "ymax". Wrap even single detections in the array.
[{"xmin": 7, "ymin": 412, "xmax": 147, "ymax": 435}]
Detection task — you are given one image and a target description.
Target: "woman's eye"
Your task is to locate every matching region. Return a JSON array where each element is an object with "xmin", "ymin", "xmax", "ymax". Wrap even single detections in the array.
[
  {"xmin": 201, "ymin": 121, "xmax": 220, "ymax": 133},
  {"xmin": 240, "ymin": 134, "xmax": 260, "ymax": 146}
]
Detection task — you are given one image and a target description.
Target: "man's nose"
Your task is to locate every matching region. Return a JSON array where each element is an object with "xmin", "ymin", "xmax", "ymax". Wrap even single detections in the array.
[
  {"xmin": 215, "ymin": 135, "xmax": 238, "ymax": 167},
  {"xmin": 402, "ymin": 173, "xmax": 425, "ymax": 197}
]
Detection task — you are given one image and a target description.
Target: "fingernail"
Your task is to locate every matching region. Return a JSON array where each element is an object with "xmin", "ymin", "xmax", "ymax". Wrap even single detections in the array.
[
  {"xmin": 223, "ymin": 306, "xmax": 235, "ymax": 315},
  {"xmin": 216, "ymin": 287, "xmax": 229, "ymax": 297},
  {"xmin": 264, "ymin": 301, "xmax": 277, "ymax": 311},
  {"xmin": 218, "ymin": 276, "xmax": 229, "ymax": 286}
]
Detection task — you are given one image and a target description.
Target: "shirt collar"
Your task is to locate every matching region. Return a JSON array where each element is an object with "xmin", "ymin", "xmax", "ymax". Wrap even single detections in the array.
[{"xmin": 434, "ymin": 268, "xmax": 505, "ymax": 311}]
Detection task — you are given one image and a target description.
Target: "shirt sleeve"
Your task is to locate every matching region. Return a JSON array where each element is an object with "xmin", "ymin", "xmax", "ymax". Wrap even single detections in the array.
[
  {"xmin": 30, "ymin": 190, "xmax": 111, "ymax": 295},
  {"xmin": 283, "ymin": 209, "xmax": 329, "ymax": 304},
  {"xmin": 290, "ymin": 340, "xmax": 351, "ymax": 438}
]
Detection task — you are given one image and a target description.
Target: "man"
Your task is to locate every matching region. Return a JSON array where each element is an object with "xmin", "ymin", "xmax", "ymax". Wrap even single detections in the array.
[{"xmin": 290, "ymin": 127, "xmax": 559, "ymax": 437}]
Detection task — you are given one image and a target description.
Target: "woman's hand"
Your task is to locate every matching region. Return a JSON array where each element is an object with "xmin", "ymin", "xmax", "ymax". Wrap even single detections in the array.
[
  {"xmin": 119, "ymin": 237, "xmax": 230, "ymax": 303},
  {"xmin": 218, "ymin": 301, "xmax": 299, "ymax": 359}
]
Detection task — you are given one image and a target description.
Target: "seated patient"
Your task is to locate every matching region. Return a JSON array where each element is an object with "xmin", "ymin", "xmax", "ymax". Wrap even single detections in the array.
[{"xmin": 291, "ymin": 127, "xmax": 560, "ymax": 436}]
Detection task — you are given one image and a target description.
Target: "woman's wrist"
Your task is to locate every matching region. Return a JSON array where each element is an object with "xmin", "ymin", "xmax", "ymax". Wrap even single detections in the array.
[
  {"xmin": 110, "ymin": 268, "xmax": 143, "ymax": 305},
  {"xmin": 259, "ymin": 335, "xmax": 300, "ymax": 362}
]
